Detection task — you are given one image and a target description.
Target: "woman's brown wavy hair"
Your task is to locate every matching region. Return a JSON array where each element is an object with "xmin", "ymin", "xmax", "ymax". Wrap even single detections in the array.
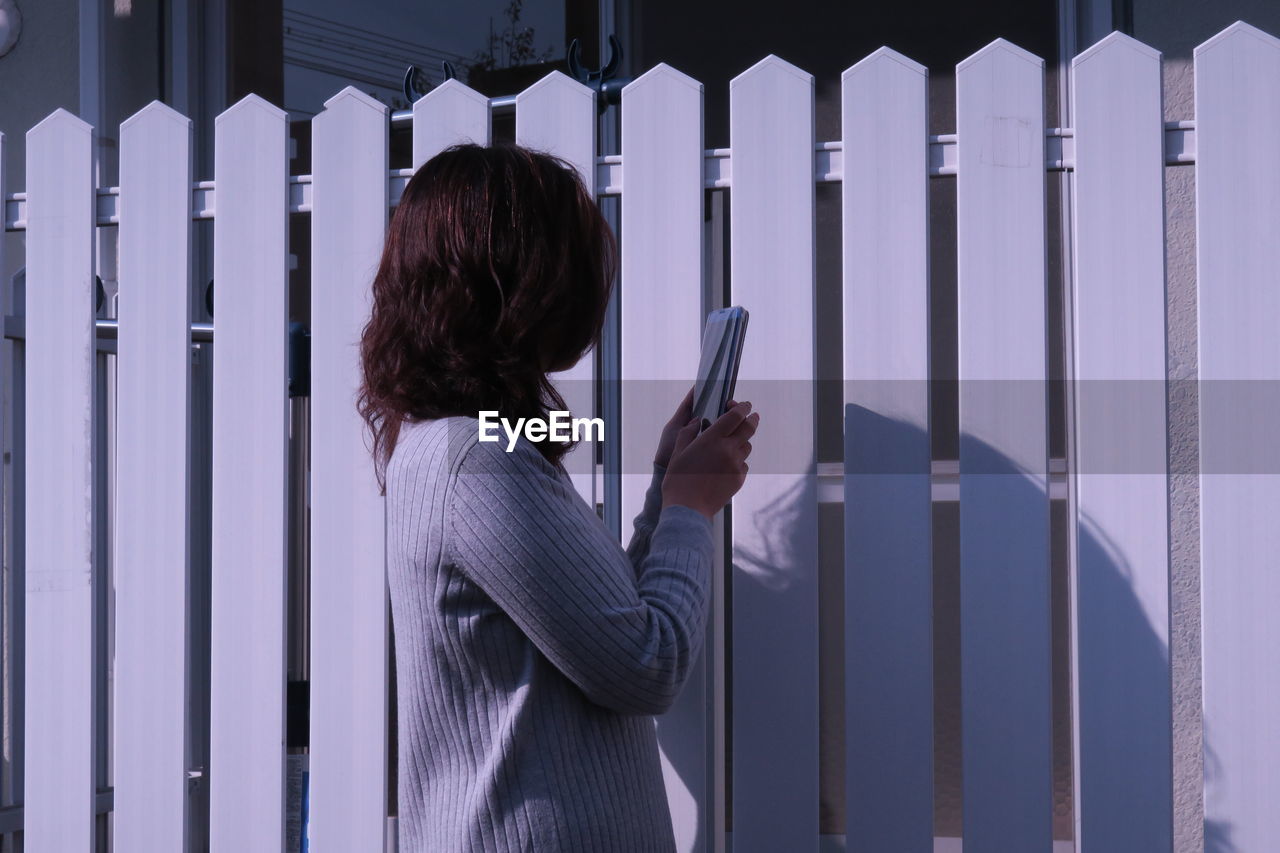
[{"xmin": 357, "ymin": 142, "xmax": 617, "ymax": 494}]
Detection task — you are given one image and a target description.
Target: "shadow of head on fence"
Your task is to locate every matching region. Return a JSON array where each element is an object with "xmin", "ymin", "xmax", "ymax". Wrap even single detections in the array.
[{"xmin": 652, "ymin": 401, "xmax": 1233, "ymax": 849}]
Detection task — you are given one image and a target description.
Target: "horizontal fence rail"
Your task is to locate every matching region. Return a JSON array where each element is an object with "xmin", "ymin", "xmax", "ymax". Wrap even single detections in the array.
[
  {"xmin": 0, "ymin": 127, "xmax": 1203, "ymax": 233},
  {"xmin": 1, "ymin": 20, "xmax": 1276, "ymax": 853}
]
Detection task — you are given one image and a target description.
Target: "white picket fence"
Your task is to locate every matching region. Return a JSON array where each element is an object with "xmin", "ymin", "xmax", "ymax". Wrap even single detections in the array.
[{"xmin": 2, "ymin": 19, "xmax": 1278, "ymax": 853}]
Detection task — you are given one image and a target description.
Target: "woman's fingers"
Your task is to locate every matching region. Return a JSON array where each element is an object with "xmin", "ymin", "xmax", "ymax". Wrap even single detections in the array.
[
  {"xmin": 733, "ymin": 411, "xmax": 760, "ymax": 440},
  {"xmin": 705, "ymin": 400, "xmax": 752, "ymax": 438},
  {"xmin": 672, "ymin": 417, "xmax": 701, "ymax": 457}
]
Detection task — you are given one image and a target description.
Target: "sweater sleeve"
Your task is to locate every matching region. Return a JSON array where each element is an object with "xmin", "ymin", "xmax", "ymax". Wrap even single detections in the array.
[
  {"xmin": 446, "ymin": 435, "xmax": 714, "ymax": 716},
  {"xmin": 623, "ymin": 462, "xmax": 668, "ymax": 580}
]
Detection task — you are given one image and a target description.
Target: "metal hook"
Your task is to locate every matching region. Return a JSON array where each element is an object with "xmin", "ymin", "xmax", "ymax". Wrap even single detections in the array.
[
  {"xmin": 566, "ymin": 34, "xmax": 622, "ymax": 86},
  {"xmin": 566, "ymin": 35, "xmax": 627, "ymax": 114},
  {"xmin": 398, "ymin": 36, "xmax": 627, "ymax": 118},
  {"xmin": 403, "ymin": 60, "xmax": 458, "ymax": 104}
]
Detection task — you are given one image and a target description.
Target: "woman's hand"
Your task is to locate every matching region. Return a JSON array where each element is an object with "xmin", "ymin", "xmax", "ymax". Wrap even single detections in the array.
[
  {"xmin": 653, "ymin": 385, "xmax": 695, "ymax": 469},
  {"xmin": 661, "ymin": 400, "xmax": 759, "ymax": 520}
]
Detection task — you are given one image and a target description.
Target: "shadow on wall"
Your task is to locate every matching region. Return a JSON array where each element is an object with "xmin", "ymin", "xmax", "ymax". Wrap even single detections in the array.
[{"xmin": 651, "ymin": 403, "xmax": 1234, "ymax": 850}]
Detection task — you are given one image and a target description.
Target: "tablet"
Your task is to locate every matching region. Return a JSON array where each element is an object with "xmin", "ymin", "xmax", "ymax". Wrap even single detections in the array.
[{"xmin": 691, "ymin": 306, "xmax": 749, "ymax": 432}]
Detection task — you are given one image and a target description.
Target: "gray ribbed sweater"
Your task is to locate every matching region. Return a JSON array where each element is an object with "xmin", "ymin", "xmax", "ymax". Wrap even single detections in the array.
[{"xmin": 385, "ymin": 415, "xmax": 714, "ymax": 852}]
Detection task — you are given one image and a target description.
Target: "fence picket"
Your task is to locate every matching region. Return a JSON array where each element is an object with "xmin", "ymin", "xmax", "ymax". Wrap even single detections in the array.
[
  {"xmin": 955, "ymin": 39, "xmax": 1053, "ymax": 850},
  {"xmin": 310, "ymin": 86, "xmax": 391, "ymax": 851},
  {"xmin": 1194, "ymin": 21, "xmax": 1280, "ymax": 852},
  {"xmin": 727, "ymin": 55, "xmax": 819, "ymax": 850},
  {"xmin": 619, "ymin": 63, "xmax": 712, "ymax": 852},
  {"xmin": 1070, "ymin": 32, "xmax": 1172, "ymax": 851},
  {"xmin": 23, "ymin": 107, "xmax": 97, "ymax": 853},
  {"xmin": 209, "ymin": 94, "xmax": 290, "ymax": 853},
  {"xmin": 115, "ymin": 101, "xmax": 194, "ymax": 853},
  {"xmin": 841, "ymin": 47, "xmax": 933, "ymax": 852},
  {"xmin": 515, "ymin": 71, "xmax": 599, "ymax": 506},
  {"xmin": 412, "ymin": 79, "xmax": 491, "ymax": 169}
]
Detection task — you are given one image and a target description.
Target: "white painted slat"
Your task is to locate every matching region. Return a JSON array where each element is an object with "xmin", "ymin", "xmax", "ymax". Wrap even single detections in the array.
[
  {"xmin": 955, "ymin": 39, "xmax": 1053, "ymax": 850},
  {"xmin": 209, "ymin": 95, "xmax": 290, "ymax": 853},
  {"xmin": 115, "ymin": 101, "xmax": 193, "ymax": 852},
  {"xmin": 1194, "ymin": 21, "xmax": 1280, "ymax": 852},
  {"xmin": 840, "ymin": 47, "xmax": 933, "ymax": 852},
  {"xmin": 412, "ymin": 78, "xmax": 491, "ymax": 169},
  {"xmin": 1069, "ymin": 33, "xmax": 1172, "ymax": 851},
  {"xmin": 309, "ymin": 86, "xmax": 390, "ymax": 852},
  {"xmin": 516, "ymin": 71, "xmax": 599, "ymax": 506},
  {"xmin": 727, "ymin": 55, "xmax": 819, "ymax": 850},
  {"xmin": 619, "ymin": 64, "xmax": 712, "ymax": 852},
  {"xmin": 22, "ymin": 108, "xmax": 96, "ymax": 853}
]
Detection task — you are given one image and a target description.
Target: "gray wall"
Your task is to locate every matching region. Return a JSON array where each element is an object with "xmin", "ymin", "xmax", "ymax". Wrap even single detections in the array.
[
  {"xmin": 0, "ymin": 0, "xmax": 81, "ymax": 288},
  {"xmin": 0, "ymin": 0, "xmax": 164, "ymax": 285}
]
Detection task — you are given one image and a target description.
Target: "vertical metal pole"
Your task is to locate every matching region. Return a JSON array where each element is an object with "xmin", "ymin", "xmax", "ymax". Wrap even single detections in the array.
[
  {"xmin": 1057, "ymin": 0, "xmax": 1085, "ymax": 848},
  {"xmin": 599, "ymin": 0, "xmax": 624, "ymax": 538},
  {"xmin": 1, "ymin": 271, "xmax": 24, "ymax": 853}
]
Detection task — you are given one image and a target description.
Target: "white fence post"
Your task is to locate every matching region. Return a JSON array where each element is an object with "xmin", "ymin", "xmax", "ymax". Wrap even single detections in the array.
[
  {"xmin": 619, "ymin": 63, "xmax": 712, "ymax": 852},
  {"xmin": 309, "ymin": 86, "xmax": 391, "ymax": 852},
  {"xmin": 727, "ymin": 55, "xmax": 819, "ymax": 851},
  {"xmin": 955, "ymin": 39, "xmax": 1053, "ymax": 850},
  {"xmin": 1069, "ymin": 32, "xmax": 1172, "ymax": 851},
  {"xmin": 515, "ymin": 71, "xmax": 599, "ymax": 506},
  {"xmin": 412, "ymin": 78, "xmax": 491, "ymax": 169},
  {"xmin": 114, "ymin": 100, "xmax": 194, "ymax": 852},
  {"xmin": 209, "ymin": 94, "xmax": 290, "ymax": 853},
  {"xmin": 841, "ymin": 47, "xmax": 933, "ymax": 852},
  {"xmin": 22, "ymin": 108, "xmax": 97, "ymax": 853},
  {"xmin": 1194, "ymin": 21, "xmax": 1280, "ymax": 852}
]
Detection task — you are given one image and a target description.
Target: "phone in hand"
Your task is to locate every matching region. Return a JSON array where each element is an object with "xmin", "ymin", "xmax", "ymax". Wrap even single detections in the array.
[{"xmin": 691, "ymin": 306, "xmax": 749, "ymax": 433}]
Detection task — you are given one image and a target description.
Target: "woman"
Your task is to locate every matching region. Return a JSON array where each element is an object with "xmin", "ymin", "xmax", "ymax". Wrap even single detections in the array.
[{"xmin": 358, "ymin": 142, "xmax": 759, "ymax": 852}]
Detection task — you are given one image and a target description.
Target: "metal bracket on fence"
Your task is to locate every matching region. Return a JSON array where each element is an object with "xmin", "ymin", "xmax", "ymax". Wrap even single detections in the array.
[
  {"xmin": 403, "ymin": 60, "xmax": 458, "ymax": 104},
  {"xmin": 566, "ymin": 35, "xmax": 627, "ymax": 114},
  {"xmin": 392, "ymin": 34, "xmax": 629, "ymax": 125}
]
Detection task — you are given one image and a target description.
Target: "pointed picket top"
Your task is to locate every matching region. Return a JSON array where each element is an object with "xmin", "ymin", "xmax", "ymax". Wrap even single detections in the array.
[
  {"xmin": 27, "ymin": 107, "xmax": 92, "ymax": 142},
  {"xmin": 322, "ymin": 85, "xmax": 389, "ymax": 116},
  {"xmin": 842, "ymin": 46, "xmax": 926, "ymax": 82},
  {"xmin": 623, "ymin": 61, "xmax": 702, "ymax": 97},
  {"xmin": 415, "ymin": 77, "xmax": 489, "ymax": 114},
  {"xmin": 515, "ymin": 68, "xmax": 596, "ymax": 116},
  {"xmin": 412, "ymin": 79, "xmax": 489, "ymax": 166},
  {"xmin": 730, "ymin": 53, "xmax": 812, "ymax": 90},
  {"xmin": 1195, "ymin": 19, "xmax": 1280, "ymax": 58},
  {"xmin": 517, "ymin": 68, "xmax": 594, "ymax": 105},
  {"xmin": 514, "ymin": 69, "xmax": 595, "ymax": 186},
  {"xmin": 121, "ymin": 100, "xmax": 190, "ymax": 134},
  {"xmin": 215, "ymin": 93, "xmax": 287, "ymax": 128},
  {"xmin": 957, "ymin": 36, "xmax": 1044, "ymax": 73},
  {"xmin": 1073, "ymin": 30, "xmax": 1161, "ymax": 68}
]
